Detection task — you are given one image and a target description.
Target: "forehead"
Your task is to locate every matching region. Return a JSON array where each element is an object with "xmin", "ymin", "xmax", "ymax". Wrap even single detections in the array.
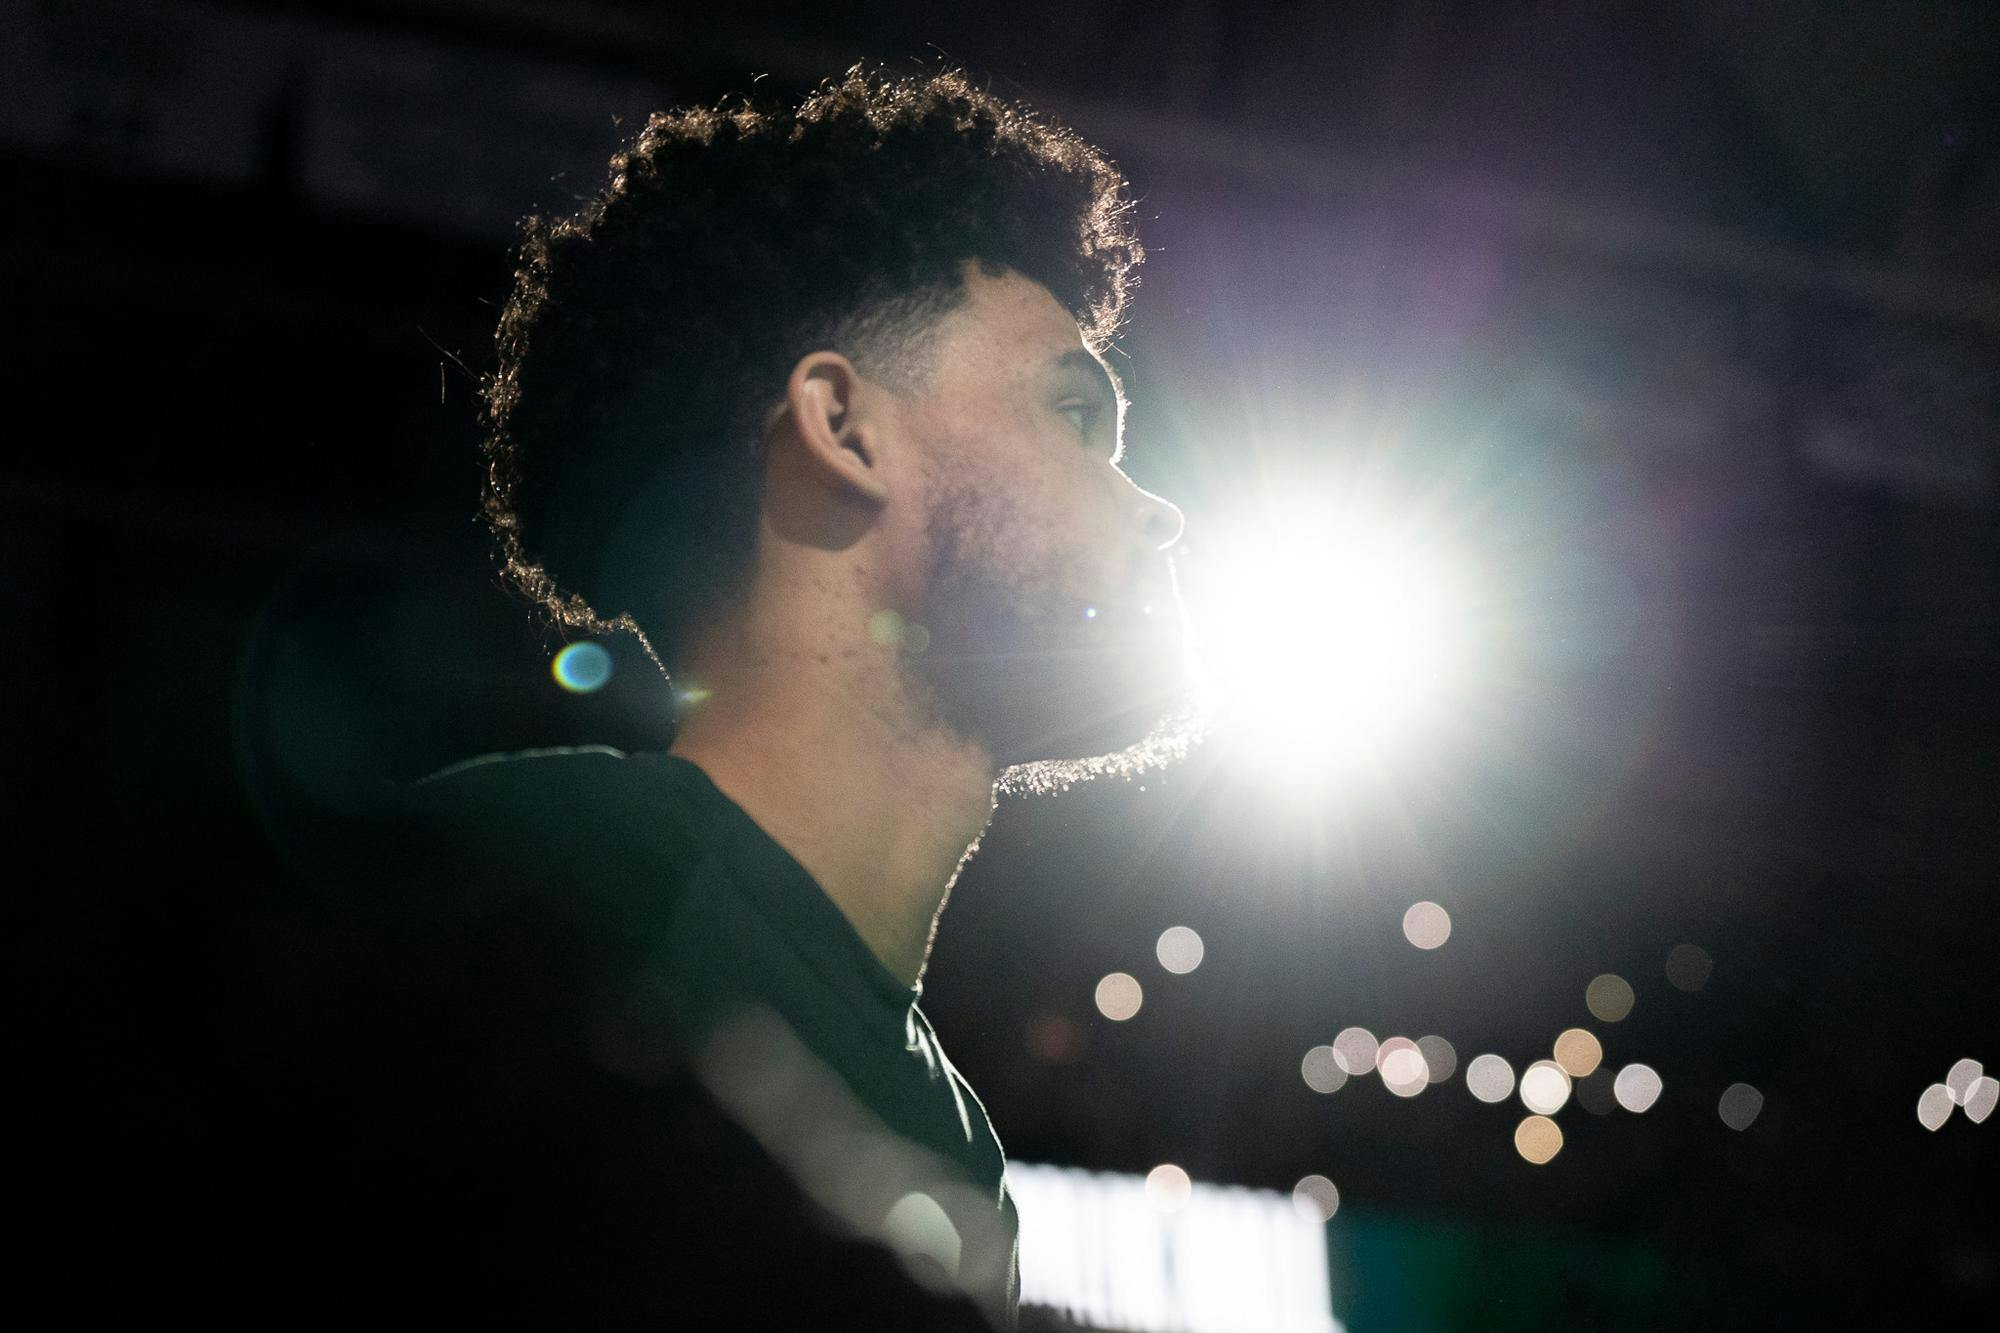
[{"xmin": 933, "ymin": 265, "xmax": 1094, "ymax": 376}]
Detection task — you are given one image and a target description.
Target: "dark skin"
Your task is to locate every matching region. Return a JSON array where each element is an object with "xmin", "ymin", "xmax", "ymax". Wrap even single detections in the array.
[{"xmin": 669, "ymin": 263, "xmax": 1187, "ymax": 984}]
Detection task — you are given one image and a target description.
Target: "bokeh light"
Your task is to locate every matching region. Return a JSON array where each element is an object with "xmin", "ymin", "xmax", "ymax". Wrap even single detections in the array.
[
  {"xmin": 1552, "ymin": 1028, "xmax": 1604, "ymax": 1078},
  {"xmin": 1025, "ymin": 1013, "xmax": 1082, "ymax": 1064},
  {"xmin": 1417, "ymin": 1035, "xmax": 1457, "ymax": 1084},
  {"xmin": 1377, "ymin": 1037, "xmax": 1429, "ymax": 1098},
  {"xmin": 1945, "ymin": 1058, "xmax": 1982, "ymax": 1104},
  {"xmin": 1665, "ymin": 944, "xmax": 1714, "ymax": 992},
  {"xmin": 1964, "ymin": 1076, "xmax": 1997, "ymax": 1124},
  {"xmin": 866, "ymin": 608, "xmax": 930, "ymax": 653},
  {"xmin": 1917, "ymin": 1083, "xmax": 1954, "ymax": 1132},
  {"xmin": 1465, "ymin": 1054, "xmax": 1516, "ymax": 1104},
  {"xmin": 1585, "ymin": 974, "xmax": 1636, "ymax": 1023},
  {"xmin": 1155, "ymin": 926, "xmax": 1205, "ymax": 975},
  {"xmin": 867, "ymin": 609, "xmax": 904, "ymax": 645},
  {"xmin": 1575, "ymin": 1068, "xmax": 1617, "ymax": 1115},
  {"xmin": 1291, "ymin": 1175, "xmax": 1340, "ymax": 1224},
  {"xmin": 1402, "ymin": 901, "xmax": 1451, "ymax": 950},
  {"xmin": 1613, "ymin": 1063, "xmax": 1663, "ymax": 1113},
  {"xmin": 1718, "ymin": 1082, "xmax": 1763, "ymax": 1131},
  {"xmin": 1514, "ymin": 1115, "xmax": 1564, "ymax": 1165},
  {"xmin": 1145, "ymin": 1163, "xmax": 1192, "ymax": 1213},
  {"xmin": 1301, "ymin": 1045, "xmax": 1348, "ymax": 1095},
  {"xmin": 1332, "ymin": 1027, "xmax": 1379, "ymax": 1076},
  {"xmin": 1520, "ymin": 1060, "xmax": 1572, "ymax": 1115},
  {"xmin": 882, "ymin": 1191, "xmax": 962, "ymax": 1281},
  {"xmin": 1094, "ymin": 972, "xmax": 1143, "ymax": 1022},
  {"xmin": 550, "ymin": 641, "xmax": 613, "ymax": 693}
]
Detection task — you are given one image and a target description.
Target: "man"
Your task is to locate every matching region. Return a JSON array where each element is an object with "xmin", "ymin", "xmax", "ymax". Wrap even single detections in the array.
[{"xmin": 253, "ymin": 66, "xmax": 1194, "ymax": 1328}]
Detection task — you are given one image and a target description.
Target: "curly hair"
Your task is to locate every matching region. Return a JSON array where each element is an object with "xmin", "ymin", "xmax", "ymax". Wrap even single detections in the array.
[{"xmin": 477, "ymin": 65, "xmax": 1145, "ymax": 678}]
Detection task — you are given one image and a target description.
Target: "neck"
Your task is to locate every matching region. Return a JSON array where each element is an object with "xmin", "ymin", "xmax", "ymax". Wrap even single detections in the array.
[{"xmin": 665, "ymin": 593, "xmax": 999, "ymax": 987}]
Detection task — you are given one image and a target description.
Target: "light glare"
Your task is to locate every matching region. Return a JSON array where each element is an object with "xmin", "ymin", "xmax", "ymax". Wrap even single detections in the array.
[{"xmin": 1181, "ymin": 505, "xmax": 1466, "ymax": 776}]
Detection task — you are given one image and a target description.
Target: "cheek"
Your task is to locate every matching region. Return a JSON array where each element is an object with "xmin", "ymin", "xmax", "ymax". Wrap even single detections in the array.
[{"xmin": 911, "ymin": 396, "xmax": 1119, "ymax": 593}]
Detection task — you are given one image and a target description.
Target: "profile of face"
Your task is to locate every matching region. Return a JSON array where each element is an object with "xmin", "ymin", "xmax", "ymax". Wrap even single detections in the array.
[{"xmin": 888, "ymin": 266, "xmax": 1197, "ymax": 781}]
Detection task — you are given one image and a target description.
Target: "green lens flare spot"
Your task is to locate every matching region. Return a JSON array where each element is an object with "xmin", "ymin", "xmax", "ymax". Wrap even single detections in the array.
[{"xmin": 551, "ymin": 641, "xmax": 614, "ymax": 693}]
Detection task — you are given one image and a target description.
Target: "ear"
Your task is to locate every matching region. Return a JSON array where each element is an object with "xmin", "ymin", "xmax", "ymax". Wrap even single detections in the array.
[{"xmin": 777, "ymin": 351, "xmax": 892, "ymax": 508}]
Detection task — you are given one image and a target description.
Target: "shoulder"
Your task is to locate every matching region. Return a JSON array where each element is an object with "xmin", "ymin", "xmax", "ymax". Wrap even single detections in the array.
[
  {"xmin": 410, "ymin": 743, "xmax": 669, "ymax": 843},
  {"xmin": 419, "ymin": 743, "xmax": 707, "ymax": 894},
  {"xmin": 293, "ymin": 744, "xmax": 708, "ymax": 927}
]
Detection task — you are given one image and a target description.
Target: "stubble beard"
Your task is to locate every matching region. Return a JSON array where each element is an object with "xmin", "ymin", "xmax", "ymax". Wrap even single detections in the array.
[{"xmin": 908, "ymin": 491, "xmax": 1208, "ymax": 797}]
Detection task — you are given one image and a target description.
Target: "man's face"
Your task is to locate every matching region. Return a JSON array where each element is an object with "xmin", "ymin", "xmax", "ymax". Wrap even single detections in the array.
[{"xmin": 890, "ymin": 265, "xmax": 1195, "ymax": 775}]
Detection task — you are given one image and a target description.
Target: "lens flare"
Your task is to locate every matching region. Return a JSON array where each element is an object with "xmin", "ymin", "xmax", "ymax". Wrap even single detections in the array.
[{"xmin": 551, "ymin": 641, "xmax": 613, "ymax": 693}]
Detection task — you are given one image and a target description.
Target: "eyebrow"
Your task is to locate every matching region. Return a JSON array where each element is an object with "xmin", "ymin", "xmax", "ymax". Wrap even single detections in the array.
[{"xmin": 1055, "ymin": 348, "xmax": 1126, "ymax": 409}]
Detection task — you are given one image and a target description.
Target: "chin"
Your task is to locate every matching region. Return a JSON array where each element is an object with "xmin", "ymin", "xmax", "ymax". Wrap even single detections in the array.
[
  {"xmin": 992, "ymin": 690, "xmax": 1207, "ymax": 798},
  {"xmin": 919, "ymin": 579, "xmax": 1207, "ymax": 794},
  {"xmin": 989, "ymin": 631, "xmax": 1208, "ymax": 796}
]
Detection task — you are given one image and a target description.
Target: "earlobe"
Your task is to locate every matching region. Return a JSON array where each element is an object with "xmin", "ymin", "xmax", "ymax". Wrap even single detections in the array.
[{"xmin": 784, "ymin": 352, "xmax": 891, "ymax": 508}]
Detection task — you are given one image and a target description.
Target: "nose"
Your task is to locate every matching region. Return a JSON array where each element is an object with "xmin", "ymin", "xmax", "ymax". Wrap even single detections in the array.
[{"xmin": 1132, "ymin": 481, "xmax": 1186, "ymax": 551}]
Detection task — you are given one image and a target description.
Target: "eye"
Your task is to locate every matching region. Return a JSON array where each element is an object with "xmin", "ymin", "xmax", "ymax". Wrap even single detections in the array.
[{"xmin": 1057, "ymin": 401, "xmax": 1101, "ymax": 440}]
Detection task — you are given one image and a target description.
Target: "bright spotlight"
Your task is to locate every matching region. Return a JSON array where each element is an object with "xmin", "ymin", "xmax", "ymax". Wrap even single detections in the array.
[{"xmin": 1179, "ymin": 502, "xmax": 1467, "ymax": 778}]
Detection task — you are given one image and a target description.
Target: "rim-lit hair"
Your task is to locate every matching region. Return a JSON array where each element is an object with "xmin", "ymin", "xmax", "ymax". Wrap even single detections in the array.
[{"xmin": 478, "ymin": 65, "xmax": 1144, "ymax": 680}]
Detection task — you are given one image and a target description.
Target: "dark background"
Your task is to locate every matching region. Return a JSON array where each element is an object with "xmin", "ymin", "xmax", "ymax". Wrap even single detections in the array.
[{"xmin": 9, "ymin": 1, "xmax": 1996, "ymax": 1327}]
